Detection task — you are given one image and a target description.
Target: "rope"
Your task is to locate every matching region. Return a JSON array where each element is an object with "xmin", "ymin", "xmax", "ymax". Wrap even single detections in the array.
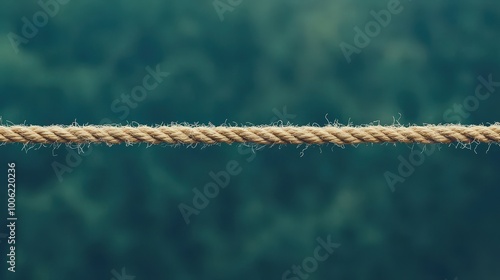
[{"xmin": 1, "ymin": 124, "xmax": 500, "ymax": 145}]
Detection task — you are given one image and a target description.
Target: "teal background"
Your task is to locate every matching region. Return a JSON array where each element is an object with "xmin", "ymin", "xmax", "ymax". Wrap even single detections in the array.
[{"xmin": 0, "ymin": 0, "xmax": 500, "ymax": 279}]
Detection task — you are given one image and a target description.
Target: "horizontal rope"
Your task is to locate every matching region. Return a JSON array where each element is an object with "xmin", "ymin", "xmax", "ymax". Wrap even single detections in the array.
[{"xmin": 0, "ymin": 124, "xmax": 500, "ymax": 145}]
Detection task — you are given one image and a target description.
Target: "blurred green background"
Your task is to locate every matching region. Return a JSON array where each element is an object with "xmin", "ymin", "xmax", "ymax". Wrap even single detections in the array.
[{"xmin": 0, "ymin": 0, "xmax": 499, "ymax": 279}]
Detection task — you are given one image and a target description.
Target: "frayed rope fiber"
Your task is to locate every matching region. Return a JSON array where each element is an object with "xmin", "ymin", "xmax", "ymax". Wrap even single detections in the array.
[{"xmin": 1, "ymin": 124, "xmax": 500, "ymax": 145}]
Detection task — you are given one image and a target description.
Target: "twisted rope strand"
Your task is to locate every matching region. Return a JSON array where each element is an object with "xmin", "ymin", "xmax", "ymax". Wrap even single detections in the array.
[{"xmin": 0, "ymin": 125, "xmax": 499, "ymax": 145}]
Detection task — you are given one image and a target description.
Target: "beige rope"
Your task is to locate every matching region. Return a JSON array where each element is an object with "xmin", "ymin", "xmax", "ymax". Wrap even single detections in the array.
[{"xmin": 0, "ymin": 124, "xmax": 499, "ymax": 145}]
